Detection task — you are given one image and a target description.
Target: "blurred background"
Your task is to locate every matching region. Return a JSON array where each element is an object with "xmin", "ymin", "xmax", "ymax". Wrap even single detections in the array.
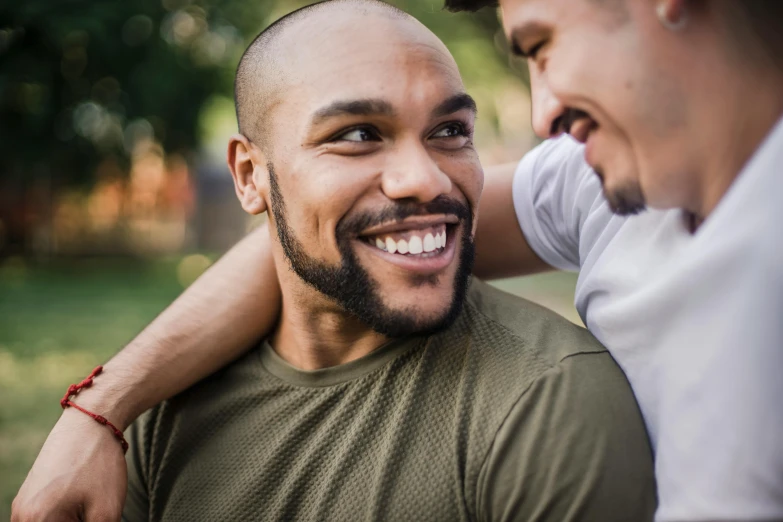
[{"xmin": 0, "ymin": 0, "xmax": 578, "ymax": 516}]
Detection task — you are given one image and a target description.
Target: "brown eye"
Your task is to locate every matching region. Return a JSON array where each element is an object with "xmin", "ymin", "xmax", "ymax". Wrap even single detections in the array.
[
  {"xmin": 432, "ymin": 123, "xmax": 466, "ymax": 139},
  {"xmin": 335, "ymin": 127, "xmax": 380, "ymax": 142}
]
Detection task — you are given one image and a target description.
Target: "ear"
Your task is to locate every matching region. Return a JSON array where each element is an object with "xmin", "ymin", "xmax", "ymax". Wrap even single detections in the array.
[{"xmin": 227, "ymin": 134, "xmax": 268, "ymax": 215}]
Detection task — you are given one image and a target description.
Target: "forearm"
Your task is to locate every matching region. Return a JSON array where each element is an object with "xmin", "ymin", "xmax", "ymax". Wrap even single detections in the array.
[
  {"xmin": 72, "ymin": 161, "xmax": 545, "ymax": 427},
  {"xmin": 74, "ymin": 224, "xmax": 280, "ymax": 429},
  {"xmin": 473, "ymin": 161, "xmax": 551, "ymax": 279}
]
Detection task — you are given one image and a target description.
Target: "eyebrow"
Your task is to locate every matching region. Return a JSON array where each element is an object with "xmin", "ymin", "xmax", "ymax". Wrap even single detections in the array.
[
  {"xmin": 311, "ymin": 99, "xmax": 396, "ymax": 126},
  {"xmin": 309, "ymin": 93, "xmax": 477, "ymax": 128},
  {"xmin": 431, "ymin": 93, "xmax": 477, "ymax": 118}
]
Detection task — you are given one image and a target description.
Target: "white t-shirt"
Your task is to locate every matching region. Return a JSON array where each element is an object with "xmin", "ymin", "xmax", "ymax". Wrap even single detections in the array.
[{"xmin": 512, "ymin": 120, "xmax": 783, "ymax": 521}]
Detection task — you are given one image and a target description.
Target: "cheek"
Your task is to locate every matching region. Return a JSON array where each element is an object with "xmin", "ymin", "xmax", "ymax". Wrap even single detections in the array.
[
  {"xmin": 441, "ymin": 152, "xmax": 483, "ymax": 206},
  {"xmin": 287, "ymin": 160, "xmax": 378, "ymax": 251},
  {"xmin": 548, "ymin": 28, "xmax": 640, "ymax": 123}
]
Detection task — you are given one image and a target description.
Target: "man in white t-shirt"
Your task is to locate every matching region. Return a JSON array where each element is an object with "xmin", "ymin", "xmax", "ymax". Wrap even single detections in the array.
[
  {"xmin": 513, "ymin": 132, "xmax": 783, "ymax": 520},
  {"xmin": 483, "ymin": 0, "xmax": 783, "ymax": 518},
  {"xmin": 13, "ymin": 1, "xmax": 783, "ymax": 521}
]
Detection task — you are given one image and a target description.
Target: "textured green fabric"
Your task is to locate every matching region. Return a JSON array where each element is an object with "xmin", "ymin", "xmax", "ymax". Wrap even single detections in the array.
[{"xmin": 124, "ymin": 280, "xmax": 656, "ymax": 521}]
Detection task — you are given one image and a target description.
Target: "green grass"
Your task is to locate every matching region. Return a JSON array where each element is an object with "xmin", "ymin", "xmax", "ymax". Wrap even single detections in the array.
[
  {"xmin": 0, "ymin": 257, "xmax": 577, "ymax": 519},
  {"xmin": 0, "ymin": 257, "xmax": 188, "ymax": 519}
]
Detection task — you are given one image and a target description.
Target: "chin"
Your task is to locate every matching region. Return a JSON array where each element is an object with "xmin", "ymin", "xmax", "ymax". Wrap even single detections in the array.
[
  {"xmin": 377, "ymin": 306, "xmax": 457, "ymax": 338},
  {"xmin": 367, "ymin": 286, "xmax": 465, "ymax": 338},
  {"xmin": 383, "ymin": 296, "xmax": 454, "ymax": 321}
]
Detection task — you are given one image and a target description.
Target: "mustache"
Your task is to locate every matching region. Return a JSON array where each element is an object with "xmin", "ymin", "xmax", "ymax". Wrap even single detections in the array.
[{"xmin": 336, "ymin": 195, "xmax": 472, "ymax": 237}]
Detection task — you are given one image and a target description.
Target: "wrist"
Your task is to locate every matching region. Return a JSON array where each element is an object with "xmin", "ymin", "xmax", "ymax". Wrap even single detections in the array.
[
  {"xmin": 65, "ymin": 364, "xmax": 139, "ymax": 431},
  {"xmin": 69, "ymin": 390, "xmax": 133, "ymax": 432}
]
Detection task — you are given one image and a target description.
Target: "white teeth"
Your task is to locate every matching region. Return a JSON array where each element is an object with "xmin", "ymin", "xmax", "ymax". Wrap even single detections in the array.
[
  {"xmin": 371, "ymin": 228, "xmax": 448, "ymax": 256},
  {"xmin": 423, "ymin": 233, "xmax": 435, "ymax": 253},
  {"xmin": 408, "ymin": 236, "xmax": 423, "ymax": 255}
]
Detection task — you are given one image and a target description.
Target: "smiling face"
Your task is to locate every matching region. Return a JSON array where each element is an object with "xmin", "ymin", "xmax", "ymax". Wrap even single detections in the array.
[
  {"xmin": 500, "ymin": 0, "xmax": 703, "ymax": 215},
  {"xmin": 230, "ymin": 6, "xmax": 483, "ymax": 337}
]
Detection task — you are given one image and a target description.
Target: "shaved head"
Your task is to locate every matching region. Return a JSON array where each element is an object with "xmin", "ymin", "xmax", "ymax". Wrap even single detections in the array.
[
  {"xmin": 234, "ymin": 0, "xmax": 410, "ymax": 148},
  {"xmin": 227, "ymin": 0, "xmax": 479, "ymax": 340}
]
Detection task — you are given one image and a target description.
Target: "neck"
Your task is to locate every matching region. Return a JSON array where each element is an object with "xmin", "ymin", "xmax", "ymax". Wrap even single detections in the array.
[
  {"xmin": 696, "ymin": 85, "xmax": 783, "ymax": 221},
  {"xmin": 688, "ymin": 30, "xmax": 783, "ymax": 220},
  {"xmin": 271, "ymin": 279, "xmax": 390, "ymax": 371}
]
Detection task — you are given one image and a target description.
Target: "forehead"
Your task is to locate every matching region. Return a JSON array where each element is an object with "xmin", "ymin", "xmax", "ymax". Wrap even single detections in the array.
[
  {"xmin": 278, "ymin": 14, "xmax": 465, "ymax": 118},
  {"xmin": 500, "ymin": 0, "xmax": 626, "ymax": 36}
]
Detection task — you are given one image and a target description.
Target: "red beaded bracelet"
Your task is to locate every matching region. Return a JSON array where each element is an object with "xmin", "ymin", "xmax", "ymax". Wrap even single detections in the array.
[{"xmin": 60, "ymin": 366, "xmax": 129, "ymax": 454}]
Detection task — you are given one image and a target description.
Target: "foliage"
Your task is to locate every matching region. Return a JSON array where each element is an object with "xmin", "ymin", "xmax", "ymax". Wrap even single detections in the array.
[
  {"xmin": 0, "ymin": 0, "xmax": 521, "ymax": 189},
  {"xmin": 1, "ymin": 0, "xmax": 268, "ymax": 187}
]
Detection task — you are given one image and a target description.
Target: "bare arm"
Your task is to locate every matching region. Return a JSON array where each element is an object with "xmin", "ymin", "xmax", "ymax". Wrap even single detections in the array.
[
  {"xmin": 473, "ymin": 161, "xmax": 551, "ymax": 279},
  {"xmin": 80, "ymin": 224, "xmax": 280, "ymax": 428},
  {"xmin": 12, "ymin": 225, "xmax": 280, "ymax": 522}
]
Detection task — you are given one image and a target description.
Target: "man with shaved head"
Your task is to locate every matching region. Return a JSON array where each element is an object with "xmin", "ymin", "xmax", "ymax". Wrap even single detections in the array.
[{"xmin": 111, "ymin": 2, "xmax": 656, "ymax": 520}]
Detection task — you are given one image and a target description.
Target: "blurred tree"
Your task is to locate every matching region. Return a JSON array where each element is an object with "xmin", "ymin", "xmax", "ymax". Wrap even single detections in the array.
[
  {"xmin": 0, "ymin": 0, "xmax": 525, "ymax": 255},
  {"xmin": 0, "ymin": 0, "xmax": 270, "ymax": 186}
]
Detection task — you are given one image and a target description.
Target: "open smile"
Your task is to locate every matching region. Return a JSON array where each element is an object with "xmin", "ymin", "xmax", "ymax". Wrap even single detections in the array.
[{"xmin": 353, "ymin": 217, "xmax": 460, "ymax": 275}]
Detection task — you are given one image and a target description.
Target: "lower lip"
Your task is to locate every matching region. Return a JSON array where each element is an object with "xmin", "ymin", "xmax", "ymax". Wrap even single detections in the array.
[{"xmin": 354, "ymin": 226, "xmax": 459, "ymax": 276}]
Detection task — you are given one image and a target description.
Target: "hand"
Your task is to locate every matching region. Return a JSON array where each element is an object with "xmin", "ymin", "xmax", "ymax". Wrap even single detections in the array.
[{"xmin": 12, "ymin": 409, "xmax": 127, "ymax": 522}]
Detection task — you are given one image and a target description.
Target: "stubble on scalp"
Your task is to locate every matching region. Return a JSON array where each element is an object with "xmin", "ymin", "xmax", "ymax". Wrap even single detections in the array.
[{"xmin": 234, "ymin": 0, "xmax": 409, "ymax": 150}]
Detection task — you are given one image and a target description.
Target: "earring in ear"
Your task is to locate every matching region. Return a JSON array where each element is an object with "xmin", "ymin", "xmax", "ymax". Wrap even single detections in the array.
[{"xmin": 656, "ymin": 2, "xmax": 688, "ymax": 31}]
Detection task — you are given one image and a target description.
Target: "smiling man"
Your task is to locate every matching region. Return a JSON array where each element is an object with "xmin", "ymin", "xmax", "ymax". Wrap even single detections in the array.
[
  {"xmin": 445, "ymin": 0, "xmax": 783, "ymax": 520},
  {"xmin": 113, "ymin": 2, "xmax": 657, "ymax": 521}
]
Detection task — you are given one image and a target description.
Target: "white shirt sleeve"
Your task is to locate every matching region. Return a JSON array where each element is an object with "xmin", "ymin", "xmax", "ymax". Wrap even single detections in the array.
[{"xmin": 512, "ymin": 135, "xmax": 612, "ymax": 272}]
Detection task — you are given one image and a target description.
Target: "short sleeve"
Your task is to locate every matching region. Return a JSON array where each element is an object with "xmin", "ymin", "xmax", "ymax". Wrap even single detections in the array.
[
  {"xmin": 477, "ymin": 352, "xmax": 657, "ymax": 522},
  {"xmin": 122, "ymin": 414, "xmax": 152, "ymax": 522},
  {"xmin": 512, "ymin": 136, "xmax": 610, "ymax": 272}
]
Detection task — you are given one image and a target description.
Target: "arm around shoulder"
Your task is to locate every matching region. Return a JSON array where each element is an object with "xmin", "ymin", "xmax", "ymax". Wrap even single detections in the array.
[
  {"xmin": 473, "ymin": 161, "xmax": 550, "ymax": 279},
  {"xmin": 13, "ymin": 224, "xmax": 281, "ymax": 522}
]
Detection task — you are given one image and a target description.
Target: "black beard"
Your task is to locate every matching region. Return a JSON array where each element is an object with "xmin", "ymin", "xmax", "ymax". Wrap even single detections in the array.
[
  {"xmin": 268, "ymin": 163, "xmax": 475, "ymax": 338},
  {"xmin": 594, "ymin": 167, "xmax": 647, "ymax": 216}
]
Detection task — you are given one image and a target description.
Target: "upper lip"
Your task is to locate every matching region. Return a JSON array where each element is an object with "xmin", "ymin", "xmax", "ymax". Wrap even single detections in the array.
[{"xmin": 358, "ymin": 214, "xmax": 460, "ymax": 237}]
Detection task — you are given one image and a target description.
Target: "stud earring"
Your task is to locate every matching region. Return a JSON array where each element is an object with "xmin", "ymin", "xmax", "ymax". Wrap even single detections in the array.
[{"xmin": 657, "ymin": 2, "xmax": 688, "ymax": 31}]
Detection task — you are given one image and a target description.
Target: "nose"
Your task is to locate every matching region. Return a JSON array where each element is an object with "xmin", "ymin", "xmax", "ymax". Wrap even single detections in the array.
[
  {"xmin": 530, "ymin": 66, "xmax": 567, "ymax": 139},
  {"xmin": 381, "ymin": 139, "xmax": 453, "ymax": 203}
]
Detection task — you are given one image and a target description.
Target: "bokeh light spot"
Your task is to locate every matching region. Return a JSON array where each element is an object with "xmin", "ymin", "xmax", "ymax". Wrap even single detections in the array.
[{"xmin": 176, "ymin": 254, "xmax": 212, "ymax": 288}]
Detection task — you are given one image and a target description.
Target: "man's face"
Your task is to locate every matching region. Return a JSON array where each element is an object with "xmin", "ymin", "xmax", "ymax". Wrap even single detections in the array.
[
  {"xmin": 501, "ymin": 0, "xmax": 695, "ymax": 214},
  {"xmin": 258, "ymin": 15, "xmax": 483, "ymax": 337}
]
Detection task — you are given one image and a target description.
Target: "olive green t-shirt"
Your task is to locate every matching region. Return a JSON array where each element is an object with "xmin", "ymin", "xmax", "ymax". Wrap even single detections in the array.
[{"xmin": 124, "ymin": 280, "xmax": 656, "ymax": 521}]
